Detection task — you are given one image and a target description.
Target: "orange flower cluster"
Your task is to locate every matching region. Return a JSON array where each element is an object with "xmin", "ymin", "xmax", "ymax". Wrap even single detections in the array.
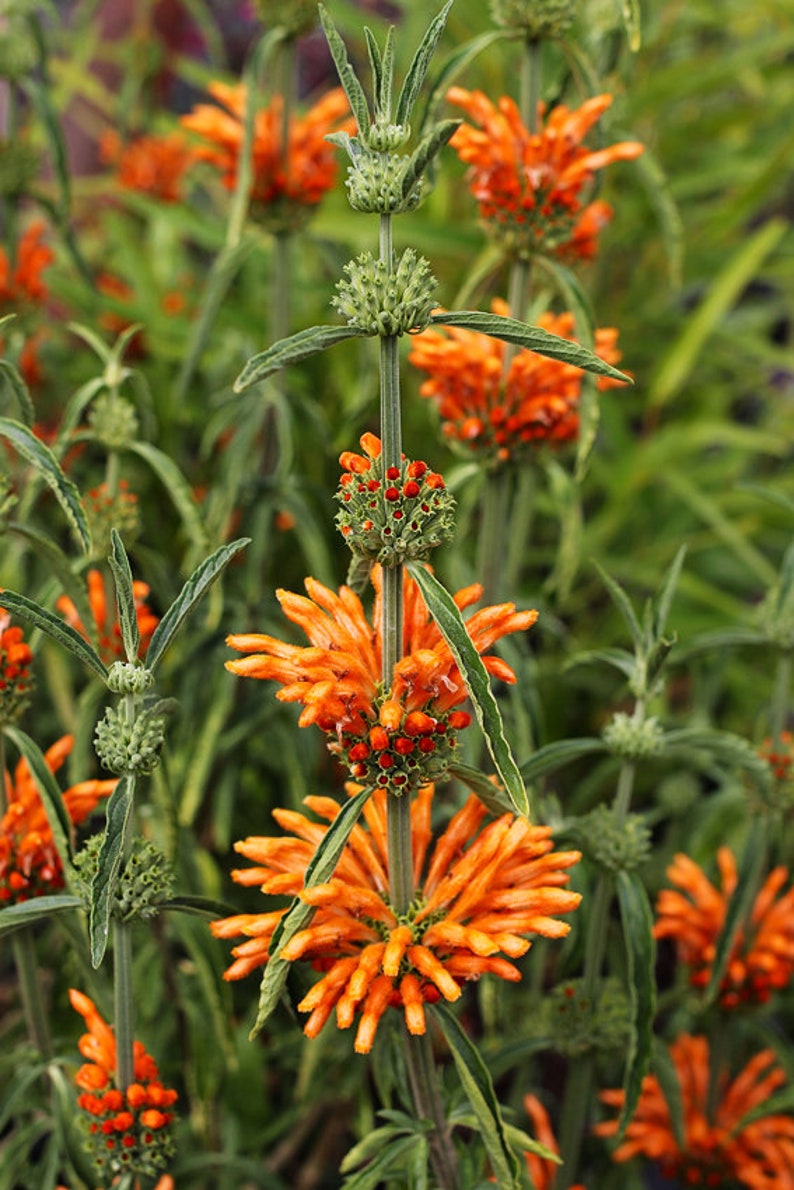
[
  {"xmin": 409, "ymin": 301, "xmax": 623, "ymax": 460},
  {"xmin": 100, "ymin": 129, "xmax": 196, "ymax": 203},
  {"xmin": 446, "ymin": 88, "xmax": 644, "ymax": 259},
  {"xmin": 181, "ymin": 84, "xmax": 352, "ymax": 222},
  {"xmin": 0, "ymin": 221, "xmax": 53, "ymax": 305},
  {"xmin": 759, "ymin": 730, "xmax": 794, "ymax": 780},
  {"xmin": 1, "ymin": 736, "xmax": 115, "ymax": 903},
  {"xmin": 0, "ymin": 607, "xmax": 33, "ymax": 722},
  {"xmin": 226, "ymin": 566, "xmax": 536, "ymax": 789},
  {"xmin": 212, "ymin": 784, "xmax": 581, "ymax": 1053},
  {"xmin": 56, "ymin": 569, "xmax": 158, "ymax": 665},
  {"xmin": 522, "ymin": 1095, "xmax": 585, "ymax": 1190},
  {"xmin": 70, "ymin": 989, "xmax": 177, "ymax": 1180},
  {"xmin": 597, "ymin": 1034, "xmax": 794, "ymax": 1189},
  {"xmin": 654, "ymin": 849, "xmax": 794, "ymax": 1007}
]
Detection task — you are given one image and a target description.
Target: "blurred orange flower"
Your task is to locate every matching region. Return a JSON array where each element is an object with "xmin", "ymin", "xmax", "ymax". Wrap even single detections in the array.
[
  {"xmin": 446, "ymin": 89, "xmax": 643, "ymax": 259},
  {"xmin": 597, "ymin": 1034, "xmax": 794, "ymax": 1189},
  {"xmin": 1, "ymin": 736, "xmax": 115, "ymax": 902},
  {"xmin": 0, "ymin": 607, "xmax": 34, "ymax": 723},
  {"xmin": 181, "ymin": 84, "xmax": 352, "ymax": 221},
  {"xmin": 56, "ymin": 569, "xmax": 158, "ymax": 665},
  {"xmin": 409, "ymin": 300, "xmax": 624, "ymax": 461},
  {"xmin": 100, "ymin": 129, "xmax": 196, "ymax": 203},
  {"xmin": 522, "ymin": 1095, "xmax": 585, "ymax": 1190},
  {"xmin": 70, "ymin": 989, "xmax": 177, "ymax": 1181},
  {"xmin": 653, "ymin": 848, "xmax": 794, "ymax": 1006},
  {"xmin": 226, "ymin": 565, "xmax": 536, "ymax": 789},
  {"xmin": 212, "ymin": 784, "xmax": 581, "ymax": 1053},
  {"xmin": 0, "ymin": 221, "xmax": 53, "ymax": 305}
]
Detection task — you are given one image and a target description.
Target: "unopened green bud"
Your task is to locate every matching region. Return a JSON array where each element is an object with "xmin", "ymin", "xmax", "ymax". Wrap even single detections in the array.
[
  {"xmin": 252, "ymin": 0, "xmax": 317, "ymax": 35},
  {"xmin": 366, "ymin": 120, "xmax": 412, "ymax": 152},
  {"xmin": 345, "ymin": 150, "xmax": 424, "ymax": 214},
  {"xmin": 0, "ymin": 138, "xmax": 39, "ymax": 196},
  {"xmin": 332, "ymin": 249, "xmax": 437, "ymax": 336},
  {"xmin": 88, "ymin": 392, "xmax": 139, "ymax": 451},
  {"xmin": 759, "ymin": 586, "xmax": 794, "ymax": 651},
  {"xmin": 489, "ymin": 0, "xmax": 576, "ymax": 38},
  {"xmin": 74, "ymin": 834, "xmax": 174, "ymax": 921},
  {"xmin": 107, "ymin": 661, "xmax": 155, "ymax": 695},
  {"xmin": 580, "ymin": 803, "xmax": 651, "ymax": 873},
  {"xmin": 536, "ymin": 977, "xmax": 630, "ymax": 1057},
  {"xmin": 94, "ymin": 703, "xmax": 168, "ymax": 774},
  {"xmin": 603, "ymin": 711, "xmax": 665, "ymax": 760},
  {"xmin": 0, "ymin": 23, "xmax": 37, "ymax": 81}
]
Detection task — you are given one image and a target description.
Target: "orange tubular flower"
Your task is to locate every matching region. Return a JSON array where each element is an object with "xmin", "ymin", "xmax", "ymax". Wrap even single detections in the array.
[
  {"xmin": 653, "ymin": 848, "xmax": 794, "ymax": 1006},
  {"xmin": 181, "ymin": 84, "xmax": 352, "ymax": 224},
  {"xmin": 0, "ymin": 221, "xmax": 54, "ymax": 306},
  {"xmin": 211, "ymin": 784, "xmax": 581, "ymax": 1053},
  {"xmin": 69, "ymin": 989, "xmax": 177, "ymax": 1181},
  {"xmin": 446, "ymin": 88, "xmax": 643, "ymax": 259},
  {"xmin": 56, "ymin": 569, "xmax": 158, "ymax": 665},
  {"xmin": 409, "ymin": 300, "xmax": 624, "ymax": 461},
  {"xmin": 226, "ymin": 565, "xmax": 537, "ymax": 789},
  {"xmin": 100, "ymin": 129, "xmax": 196, "ymax": 203},
  {"xmin": 1, "ymin": 736, "xmax": 116, "ymax": 902},
  {"xmin": 0, "ymin": 607, "xmax": 34, "ymax": 723},
  {"xmin": 596, "ymin": 1034, "xmax": 794, "ymax": 1189},
  {"xmin": 522, "ymin": 1095, "xmax": 585, "ymax": 1190}
]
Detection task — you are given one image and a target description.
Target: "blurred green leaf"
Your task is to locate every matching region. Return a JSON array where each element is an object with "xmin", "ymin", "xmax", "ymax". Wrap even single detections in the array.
[
  {"xmin": 0, "ymin": 418, "xmax": 90, "ymax": 553},
  {"xmin": 234, "ymin": 325, "xmax": 367, "ymax": 392},
  {"xmin": 0, "ymin": 894, "xmax": 82, "ymax": 937},
  {"xmin": 0, "ymin": 589, "xmax": 108, "ymax": 682},
  {"xmin": 90, "ymin": 775, "xmax": 134, "ymax": 968},
  {"xmin": 616, "ymin": 870, "xmax": 656, "ymax": 1140},
  {"xmin": 108, "ymin": 529, "xmax": 139, "ymax": 664}
]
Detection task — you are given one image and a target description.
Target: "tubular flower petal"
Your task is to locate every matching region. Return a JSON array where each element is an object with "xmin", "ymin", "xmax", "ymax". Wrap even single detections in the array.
[
  {"xmin": 446, "ymin": 88, "xmax": 643, "ymax": 259},
  {"xmin": 654, "ymin": 848, "xmax": 794, "ymax": 1006},
  {"xmin": 0, "ymin": 608, "xmax": 34, "ymax": 724},
  {"xmin": 69, "ymin": 990, "xmax": 177, "ymax": 1180},
  {"xmin": 522, "ymin": 1094, "xmax": 586, "ymax": 1190},
  {"xmin": 100, "ymin": 129, "xmax": 197, "ymax": 202},
  {"xmin": 181, "ymin": 84, "xmax": 353, "ymax": 228},
  {"xmin": 211, "ymin": 784, "xmax": 581, "ymax": 1052},
  {"xmin": 409, "ymin": 300, "xmax": 625, "ymax": 462},
  {"xmin": 56, "ymin": 569, "xmax": 158, "ymax": 665},
  {"xmin": 596, "ymin": 1034, "xmax": 794, "ymax": 1189},
  {"xmin": 0, "ymin": 221, "xmax": 53, "ymax": 306},
  {"xmin": 226, "ymin": 565, "xmax": 536, "ymax": 791},
  {"xmin": 1, "ymin": 736, "xmax": 115, "ymax": 904}
]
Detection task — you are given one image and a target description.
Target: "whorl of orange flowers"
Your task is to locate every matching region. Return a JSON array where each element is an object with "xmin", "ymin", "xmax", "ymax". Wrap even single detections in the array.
[
  {"xmin": 653, "ymin": 848, "xmax": 794, "ymax": 1007},
  {"xmin": 597, "ymin": 1034, "xmax": 794, "ymax": 1189},
  {"xmin": 446, "ymin": 88, "xmax": 643, "ymax": 259},
  {"xmin": 0, "ymin": 221, "xmax": 53, "ymax": 306},
  {"xmin": 226, "ymin": 565, "xmax": 537, "ymax": 790},
  {"xmin": 1, "ymin": 736, "xmax": 116, "ymax": 903},
  {"xmin": 56, "ymin": 569, "xmax": 158, "ymax": 665},
  {"xmin": 0, "ymin": 607, "xmax": 34, "ymax": 723},
  {"xmin": 181, "ymin": 83, "xmax": 352, "ymax": 217},
  {"xmin": 408, "ymin": 300, "xmax": 624, "ymax": 461},
  {"xmin": 69, "ymin": 989, "xmax": 177, "ymax": 1179},
  {"xmin": 100, "ymin": 129, "xmax": 197, "ymax": 203},
  {"xmin": 522, "ymin": 1095, "xmax": 585, "ymax": 1190},
  {"xmin": 212, "ymin": 784, "xmax": 581, "ymax": 1053}
]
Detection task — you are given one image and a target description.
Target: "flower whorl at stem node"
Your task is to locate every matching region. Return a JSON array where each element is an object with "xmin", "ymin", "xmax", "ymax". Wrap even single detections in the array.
[
  {"xmin": 602, "ymin": 711, "xmax": 665, "ymax": 759},
  {"xmin": 107, "ymin": 661, "xmax": 155, "ymax": 696},
  {"xmin": 537, "ymin": 978, "xmax": 631, "ymax": 1057},
  {"xmin": 489, "ymin": 0, "xmax": 576, "ymax": 38},
  {"xmin": 74, "ymin": 835, "xmax": 174, "ymax": 920},
  {"xmin": 94, "ymin": 703, "xmax": 168, "ymax": 775},
  {"xmin": 579, "ymin": 804, "xmax": 651, "ymax": 873},
  {"xmin": 0, "ymin": 138, "xmax": 39, "ymax": 196},
  {"xmin": 88, "ymin": 392, "xmax": 139, "ymax": 451},
  {"xmin": 343, "ymin": 149, "xmax": 424, "ymax": 213},
  {"xmin": 332, "ymin": 249, "xmax": 437, "ymax": 336},
  {"xmin": 336, "ymin": 433, "xmax": 455, "ymax": 566}
]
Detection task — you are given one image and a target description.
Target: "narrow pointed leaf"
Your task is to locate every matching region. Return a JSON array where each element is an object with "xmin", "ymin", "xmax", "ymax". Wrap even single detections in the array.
[
  {"xmin": 0, "ymin": 359, "xmax": 35, "ymax": 425},
  {"xmin": 0, "ymin": 418, "xmax": 90, "ymax": 552},
  {"xmin": 616, "ymin": 871, "xmax": 656, "ymax": 1139},
  {"xmin": 565, "ymin": 646, "xmax": 637, "ymax": 680},
  {"xmin": 127, "ymin": 441, "xmax": 207, "ymax": 551},
  {"xmin": 318, "ymin": 4, "xmax": 371, "ymax": 134},
  {"xmin": 108, "ymin": 529, "xmax": 139, "ymax": 663},
  {"xmin": 250, "ymin": 786, "xmax": 373, "ymax": 1038},
  {"xmin": 703, "ymin": 816, "xmax": 768, "ymax": 1007},
  {"xmin": 429, "ymin": 311, "xmax": 630, "ymax": 382},
  {"xmin": 394, "ymin": 0, "xmax": 454, "ymax": 129},
  {"xmin": 662, "ymin": 728, "xmax": 773, "ymax": 794},
  {"xmin": 3, "ymin": 726, "xmax": 75, "ymax": 874},
  {"xmin": 0, "ymin": 590, "xmax": 108, "ymax": 681},
  {"xmin": 234, "ymin": 325, "xmax": 367, "ymax": 392},
  {"xmin": 593, "ymin": 562, "xmax": 644, "ymax": 648},
  {"xmin": 379, "ymin": 26, "xmax": 396, "ymax": 120},
  {"xmin": 732, "ymin": 1086, "xmax": 794, "ymax": 1133},
  {"xmin": 447, "ymin": 763, "xmax": 517, "ymax": 816},
  {"xmin": 433, "ymin": 1003, "xmax": 522, "ymax": 1190},
  {"xmin": 615, "ymin": 0, "xmax": 642, "ymax": 51},
  {"xmin": 406, "ymin": 562, "xmax": 530, "ymax": 818},
  {"xmin": 0, "ymin": 895, "xmax": 83, "ymax": 937},
  {"xmin": 67, "ymin": 321, "xmax": 112, "ymax": 366},
  {"xmin": 145, "ymin": 538, "xmax": 250, "ymax": 672},
  {"xmin": 24, "ymin": 77, "xmax": 71, "ymax": 215},
  {"xmin": 90, "ymin": 775, "xmax": 135, "ymax": 968},
  {"xmin": 520, "ymin": 738, "xmax": 607, "ymax": 784},
  {"xmin": 159, "ymin": 895, "xmax": 240, "ymax": 919},
  {"xmin": 364, "ymin": 27, "xmax": 384, "ymax": 119},
  {"xmin": 652, "ymin": 1037, "xmax": 686, "ymax": 1150},
  {"xmin": 652, "ymin": 546, "xmax": 687, "ymax": 640},
  {"xmin": 400, "ymin": 119, "xmax": 460, "ymax": 200}
]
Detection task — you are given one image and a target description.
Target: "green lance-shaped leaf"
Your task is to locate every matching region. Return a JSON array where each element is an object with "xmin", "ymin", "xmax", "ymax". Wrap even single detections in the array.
[
  {"xmin": 3, "ymin": 726, "xmax": 74, "ymax": 873},
  {"xmin": 145, "ymin": 537, "xmax": 250, "ymax": 672},
  {"xmin": 651, "ymin": 1037, "xmax": 685, "ymax": 1150},
  {"xmin": 318, "ymin": 5, "xmax": 371, "ymax": 134},
  {"xmin": 652, "ymin": 545, "xmax": 687, "ymax": 642},
  {"xmin": 24, "ymin": 77, "xmax": 71, "ymax": 216},
  {"xmin": 249, "ymin": 785, "xmax": 373, "ymax": 1039},
  {"xmin": 732, "ymin": 1085, "xmax": 794, "ymax": 1133},
  {"xmin": 519, "ymin": 738, "xmax": 608, "ymax": 784},
  {"xmin": 159, "ymin": 895, "xmax": 240, "ymax": 920},
  {"xmin": 399, "ymin": 119, "xmax": 460, "ymax": 201},
  {"xmin": 234, "ymin": 325, "xmax": 367, "ymax": 392},
  {"xmin": 703, "ymin": 816, "xmax": 768, "ymax": 1008},
  {"xmin": 429, "ymin": 312, "xmax": 630, "ymax": 383},
  {"xmin": 364, "ymin": 27, "xmax": 385, "ymax": 121},
  {"xmin": 127, "ymin": 441, "xmax": 208, "ymax": 553},
  {"xmin": 614, "ymin": 0, "xmax": 642, "ymax": 51},
  {"xmin": 0, "ymin": 894, "xmax": 83, "ymax": 937},
  {"xmin": 90, "ymin": 774, "xmax": 134, "ymax": 968},
  {"xmin": 108, "ymin": 529, "xmax": 139, "ymax": 664},
  {"xmin": 394, "ymin": 0, "xmax": 454, "ymax": 129},
  {"xmin": 432, "ymin": 1003, "xmax": 522, "ymax": 1190},
  {"xmin": 447, "ymin": 763, "xmax": 517, "ymax": 817},
  {"xmin": 0, "ymin": 590, "xmax": 108, "ymax": 683},
  {"xmin": 406, "ymin": 562, "xmax": 530, "ymax": 819},
  {"xmin": 662, "ymin": 728, "xmax": 773, "ymax": 796},
  {"xmin": 0, "ymin": 417, "xmax": 91, "ymax": 553},
  {"xmin": 616, "ymin": 870, "xmax": 657, "ymax": 1140},
  {"xmin": 592, "ymin": 561, "xmax": 644, "ymax": 649},
  {"xmin": 0, "ymin": 358, "xmax": 35, "ymax": 425}
]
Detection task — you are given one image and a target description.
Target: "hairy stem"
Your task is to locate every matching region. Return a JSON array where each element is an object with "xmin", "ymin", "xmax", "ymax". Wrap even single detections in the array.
[{"xmin": 405, "ymin": 1030, "xmax": 460, "ymax": 1190}]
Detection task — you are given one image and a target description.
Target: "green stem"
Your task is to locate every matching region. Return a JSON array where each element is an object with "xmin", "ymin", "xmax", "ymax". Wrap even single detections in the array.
[
  {"xmin": 113, "ymin": 700, "xmax": 137, "ymax": 1091},
  {"xmin": 478, "ymin": 465, "xmax": 512, "ymax": 606},
  {"xmin": 770, "ymin": 651, "xmax": 791, "ymax": 741},
  {"xmin": 404, "ymin": 1031, "xmax": 460, "ymax": 1190},
  {"xmin": 522, "ymin": 37, "xmax": 543, "ymax": 135}
]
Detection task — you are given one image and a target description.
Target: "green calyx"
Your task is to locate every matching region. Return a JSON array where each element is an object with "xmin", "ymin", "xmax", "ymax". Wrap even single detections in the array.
[
  {"xmin": 535, "ymin": 977, "xmax": 631, "ymax": 1057},
  {"xmin": 602, "ymin": 711, "xmax": 665, "ymax": 760},
  {"xmin": 74, "ymin": 834, "xmax": 175, "ymax": 922},
  {"xmin": 94, "ymin": 702, "xmax": 169, "ymax": 775},
  {"xmin": 88, "ymin": 392, "xmax": 140, "ymax": 451},
  {"xmin": 579, "ymin": 804, "xmax": 651, "ymax": 874},
  {"xmin": 489, "ymin": 0, "xmax": 576, "ymax": 38},
  {"xmin": 332, "ymin": 249, "xmax": 438, "ymax": 337},
  {"xmin": 107, "ymin": 661, "xmax": 155, "ymax": 696}
]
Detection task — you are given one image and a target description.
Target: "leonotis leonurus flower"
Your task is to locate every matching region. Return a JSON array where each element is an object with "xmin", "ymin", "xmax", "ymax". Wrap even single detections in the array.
[{"xmin": 0, "ymin": 607, "xmax": 33, "ymax": 724}]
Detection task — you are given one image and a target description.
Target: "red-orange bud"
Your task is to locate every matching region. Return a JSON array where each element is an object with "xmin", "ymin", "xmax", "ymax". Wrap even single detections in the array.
[
  {"xmin": 404, "ymin": 711, "xmax": 436, "ymax": 736},
  {"xmin": 369, "ymin": 725, "xmax": 390, "ymax": 751}
]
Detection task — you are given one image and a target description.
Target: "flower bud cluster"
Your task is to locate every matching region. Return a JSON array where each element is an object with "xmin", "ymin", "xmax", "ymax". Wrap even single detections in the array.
[
  {"xmin": 74, "ymin": 835, "xmax": 174, "ymax": 920},
  {"xmin": 0, "ymin": 612, "xmax": 34, "ymax": 725},
  {"xmin": 365, "ymin": 120, "xmax": 412, "ymax": 152},
  {"xmin": 88, "ymin": 392, "xmax": 140, "ymax": 451},
  {"xmin": 331, "ymin": 698, "xmax": 472, "ymax": 794},
  {"xmin": 489, "ymin": 0, "xmax": 576, "ymax": 38},
  {"xmin": 332, "ymin": 248, "xmax": 437, "ymax": 336},
  {"xmin": 336, "ymin": 433, "xmax": 455, "ymax": 566},
  {"xmin": 0, "ymin": 3, "xmax": 38, "ymax": 81},
  {"xmin": 756, "ymin": 733, "xmax": 794, "ymax": 816},
  {"xmin": 580, "ymin": 804, "xmax": 651, "ymax": 873},
  {"xmin": 85, "ymin": 481, "xmax": 141, "ymax": 558},
  {"xmin": 252, "ymin": 0, "xmax": 318, "ymax": 36},
  {"xmin": 345, "ymin": 150, "xmax": 424, "ymax": 214},
  {"xmin": 77, "ymin": 1078, "xmax": 177, "ymax": 1179},
  {"xmin": 107, "ymin": 661, "xmax": 155, "ymax": 696},
  {"xmin": 537, "ymin": 977, "xmax": 630, "ymax": 1057},
  {"xmin": 94, "ymin": 704, "xmax": 167, "ymax": 775},
  {"xmin": 0, "ymin": 138, "xmax": 39, "ymax": 197},
  {"xmin": 602, "ymin": 711, "xmax": 665, "ymax": 760}
]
